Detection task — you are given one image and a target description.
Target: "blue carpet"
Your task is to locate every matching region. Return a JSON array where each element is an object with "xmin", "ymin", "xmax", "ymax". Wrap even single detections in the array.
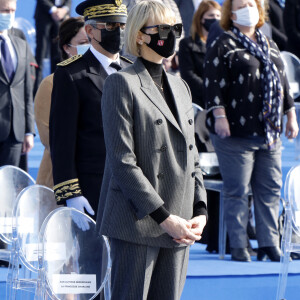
[{"xmin": 188, "ymin": 243, "xmax": 300, "ymax": 276}]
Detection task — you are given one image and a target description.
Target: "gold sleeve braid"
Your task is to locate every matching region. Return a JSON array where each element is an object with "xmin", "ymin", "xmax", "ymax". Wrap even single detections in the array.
[{"xmin": 53, "ymin": 178, "xmax": 83, "ymax": 204}]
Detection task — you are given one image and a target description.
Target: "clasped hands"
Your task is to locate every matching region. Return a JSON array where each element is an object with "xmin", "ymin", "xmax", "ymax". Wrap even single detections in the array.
[
  {"xmin": 51, "ymin": 7, "xmax": 68, "ymax": 22},
  {"xmin": 160, "ymin": 214, "xmax": 207, "ymax": 246}
]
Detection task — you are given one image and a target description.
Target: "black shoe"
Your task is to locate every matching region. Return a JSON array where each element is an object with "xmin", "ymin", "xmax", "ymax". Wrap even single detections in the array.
[
  {"xmin": 0, "ymin": 260, "xmax": 9, "ymax": 268},
  {"xmin": 257, "ymin": 246, "xmax": 281, "ymax": 262},
  {"xmin": 231, "ymin": 248, "xmax": 251, "ymax": 262},
  {"xmin": 290, "ymin": 252, "xmax": 300, "ymax": 260}
]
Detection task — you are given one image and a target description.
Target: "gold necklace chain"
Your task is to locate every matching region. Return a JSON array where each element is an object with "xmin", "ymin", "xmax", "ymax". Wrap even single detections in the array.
[{"xmin": 154, "ymin": 81, "xmax": 163, "ymax": 91}]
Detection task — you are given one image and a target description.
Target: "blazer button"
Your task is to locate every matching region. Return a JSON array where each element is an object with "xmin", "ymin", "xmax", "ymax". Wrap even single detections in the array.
[
  {"xmin": 160, "ymin": 145, "xmax": 167, "ymax": 152},
  {"xmin": 191, "ymin": 172, "xmax": 195, "ymax": 178},
  {"xmin": 157, "ymin": 172, "xmax": 164, "ymax": 179},
  {"xmin": 189, "ymin": 144, "xmax": 194, "ymax": 150},
  {"xmin": 156, "ymin": 119, "xmax": 163, "ymax": 125},
  {"xmin": 188, "ymin": 119, "xmax": 193, "ymax": 125}
]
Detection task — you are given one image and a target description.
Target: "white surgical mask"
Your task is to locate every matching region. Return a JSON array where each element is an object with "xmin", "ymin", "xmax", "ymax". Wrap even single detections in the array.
[
  {"xmin": 68, "ymin": 43, "xmax": 90, "ymax": 55},
  {"xmin": 76, "ymin": 44, "xmax": 90, "ymax": 55},
  {"xmin": 0, "ymin": 12, "xmax": 15, "ymax": 31},
  {"xmin": 232, "ymin": 6, "xmax": 259, "ymax": 27}
]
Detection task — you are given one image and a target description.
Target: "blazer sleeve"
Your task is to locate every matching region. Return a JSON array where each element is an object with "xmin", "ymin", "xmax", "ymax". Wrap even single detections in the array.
[
  {"xmin": 36, "ymin": 0, "xmax": 55, "ymax": 13},
  {"xmin": 101, "ymin": 73, "xmax": 165, "ymax": 220},
  {"xmin": 50, "ymin": 67, "xmax": 83, "ymax": 204},
  {"xmin": 34, "ymin": 74, "xmax": 53, "ymax": 152},
  {"xmin": 24, "ymin": 41, "xmax": 35, "ymax": 135}
]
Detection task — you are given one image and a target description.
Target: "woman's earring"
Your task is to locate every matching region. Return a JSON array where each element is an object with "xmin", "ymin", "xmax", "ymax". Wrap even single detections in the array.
[{"xmin": 139, "ymin": 41, "xmax": 143, "ymax": 45}]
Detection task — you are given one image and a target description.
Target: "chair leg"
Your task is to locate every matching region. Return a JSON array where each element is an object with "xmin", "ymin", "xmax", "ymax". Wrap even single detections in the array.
[
  {"xmin": 219, "ymin": 191, "xmax": 226, "ymax": 259},
  {"xmin": 276, "ymin": 216, "xmax": 292, "ymax": 300},
  {"xmin": 104, "ymin": 271, "xmax": 111, "ymax": 300},
  {"xmin": 6, "ymin": 245, "xmax": 19, "ymax": 300}
]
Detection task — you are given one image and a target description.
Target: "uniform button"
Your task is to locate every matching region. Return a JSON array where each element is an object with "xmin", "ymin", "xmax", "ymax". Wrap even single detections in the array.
[
  {"xmin": 189, "ymin": 144, "xmax": 194, "ymax": 150},
  {"xmin": 157, "ymin": 172, "xmax": 164, "ymax": 179},
  {"xmin": 156, "ymin": 119, "xmax": 163, "ymax": 125},
  {"xmin": 160, "ymin": 145, "xmax": 167, "ymax": 152},
  {"xmin": 191, "ymin": 172, "xmax": 195, "ymax": 178},
  {"xmin": 188, "ymin": 119, "xmax": 193, "ymax": 125}
]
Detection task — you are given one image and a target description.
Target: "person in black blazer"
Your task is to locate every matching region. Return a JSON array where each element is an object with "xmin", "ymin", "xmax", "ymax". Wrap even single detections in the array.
[
  {"xmin": 34, "ymin": 0, "xmax": 71, "ymax": 94},
  {"xmin": 50, "ymin": 0, "xmax": 131, "ymax": 218},
  {"xmin": 178, "ymin": 0, "xmax": 221, "ymax": 107},
  {"xmin": 284, "ymin": 0, "xmax": 300, "ymax": 59},
  {"xmin": 0, "ymin": 0, "xmax": 35, "ymax": 167},
  {"xmin": 268, "ymin": 0, "xmax": 287, "ymax": 51},
  {"xmin": 174, "ymin": 0, "xmax": 196, "ymax": 36}
]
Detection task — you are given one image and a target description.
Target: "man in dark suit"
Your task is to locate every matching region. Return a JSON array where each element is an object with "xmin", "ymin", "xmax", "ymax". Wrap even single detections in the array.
[
  {"xmin": 0, "ymin": 0, "xmax": 35, "ymax": 167},
  {"xmin": 34, "ymin": 0, "xmax": 71, "ymax": 94},
  {"xmin": 50, "ymin": 0, "xmax": 131, "ymax": 218},
  {"xmin": 174, "ymin": 0, "xmax": 197, "ymax": 36}
]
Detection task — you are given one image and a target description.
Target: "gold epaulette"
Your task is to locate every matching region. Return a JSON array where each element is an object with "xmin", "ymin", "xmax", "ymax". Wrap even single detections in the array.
[
  {"xmin": 57, "ymin": 55, "xmax": 82, "ymax": 67},
  {"xmin": 53, "ymin": 178, "xmax": 82, "ymax": 203},
  {"xmin": 120, "ymin": 55, "xmax": 133, "ymax": 64}
]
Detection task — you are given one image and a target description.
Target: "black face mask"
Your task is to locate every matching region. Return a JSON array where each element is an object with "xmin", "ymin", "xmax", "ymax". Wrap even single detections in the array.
[
  {"xmin": 93, "ymin": 27, "xmax": 124, "ymax": 54},
  {"xmin": 203, "ymin": 18, "xmax": 218, "ymax": 32},
  {"xmin": 144, "ymin": 30, "xmax": 176, "ymax": 58}
]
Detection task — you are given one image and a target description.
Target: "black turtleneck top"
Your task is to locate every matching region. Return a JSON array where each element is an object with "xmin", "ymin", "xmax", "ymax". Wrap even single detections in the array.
[{"xmin": 140, "ymin": 58, "xmax": 207, "ymax": 224}]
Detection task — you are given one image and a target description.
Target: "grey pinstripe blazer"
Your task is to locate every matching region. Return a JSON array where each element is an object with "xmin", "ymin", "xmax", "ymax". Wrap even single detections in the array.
[{"xmin": 97, "ymin": 58, "xmax": 207, "ymax": 248}]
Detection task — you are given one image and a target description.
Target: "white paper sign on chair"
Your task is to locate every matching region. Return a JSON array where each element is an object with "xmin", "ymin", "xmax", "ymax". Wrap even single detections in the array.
[
  {"xmin": 0, "ymin": 217, "xmax": 34, "ymax": 234},
  {"xmin": 25, "ymin": 242, "xmax": 66, "ymax": 262},
  {"xmin": 295, "ymin": 211, "xmax": 300, "ymax": 227},
  {"xmin": 52, "ymin": 274, "xmax": 97, "ymax": 294}
]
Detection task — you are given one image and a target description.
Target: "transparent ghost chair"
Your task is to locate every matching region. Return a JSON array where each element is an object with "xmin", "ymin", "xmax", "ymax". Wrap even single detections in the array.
[
  {"xmin": 0, "ymin": 165, "xmax": 35, "ymax": 264},
  {"xmin": 192, "ymin": 104, "xmax": 226, "ymax": 258},
  {"xmin": 7, "ymin": 185, "xmax": 58, "ymax": 300},
  {"xmin": 276, "ymin": 164, "xmax": 300, "ymax": 300},
  {"xmin": 280, "ymin": 51, "xmax": 300, "ymax": 160},
  {"xmin": 36, "ymin": 207, "xmax": 111, "ymax": 300}
]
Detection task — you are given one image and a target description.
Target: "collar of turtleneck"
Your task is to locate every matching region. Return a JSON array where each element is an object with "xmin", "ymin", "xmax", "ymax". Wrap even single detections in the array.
[{"xmin": 140, "ymin": 57, "xmax": 163, "ymax": 87}]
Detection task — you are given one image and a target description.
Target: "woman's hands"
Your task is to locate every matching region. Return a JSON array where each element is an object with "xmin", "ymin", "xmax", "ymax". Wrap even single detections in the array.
[
  {"xmin": 160, "ymin": 214, "xmax": 207, "ymax": 246},
  {"xmin": 213, "ymin": 108, "xmax": 231, "ymax": 138},
  {"xmin": 285, "ymin": 109, "xmax": 299, "ymax": 139}
]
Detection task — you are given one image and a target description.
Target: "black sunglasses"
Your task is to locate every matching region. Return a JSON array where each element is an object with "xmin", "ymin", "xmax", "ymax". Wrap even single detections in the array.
[{"xmin": 141, "ymin": 23, "xmax": 183, "ymax": 40}]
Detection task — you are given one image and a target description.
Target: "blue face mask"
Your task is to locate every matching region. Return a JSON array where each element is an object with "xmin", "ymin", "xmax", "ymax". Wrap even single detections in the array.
[
  {"xmin": 0, "ymin": 13, "xmax": 15, "ymax": 31},
  {"xmin": 76, "ymin": 44, "xmax": 90, "ymax": 55}
]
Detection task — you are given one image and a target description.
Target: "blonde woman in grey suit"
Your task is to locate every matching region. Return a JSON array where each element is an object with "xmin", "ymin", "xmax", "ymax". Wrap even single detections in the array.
[{"xmin": 97, "ymin": 1, "xmax": 207, "ymax": 299}]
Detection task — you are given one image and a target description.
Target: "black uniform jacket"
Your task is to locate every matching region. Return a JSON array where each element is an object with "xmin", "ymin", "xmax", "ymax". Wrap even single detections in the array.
[{"xmin": 49, "ymin": 49, "xmax": 132, "ymax": 204}]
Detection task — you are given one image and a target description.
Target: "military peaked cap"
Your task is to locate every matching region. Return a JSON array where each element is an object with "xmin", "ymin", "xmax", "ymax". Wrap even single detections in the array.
[{"xmin": 76, "ymin": 0, "xmax": 127, "ymax": 23}]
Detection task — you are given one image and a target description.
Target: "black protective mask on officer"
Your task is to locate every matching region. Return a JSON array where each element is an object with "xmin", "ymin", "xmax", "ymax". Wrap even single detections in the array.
[
  {"xmin": 93, "ymin": 26, "xmax": 124, "ymax": 54},
  {"xmin": 144, "ymin": 30, "xmax": 176, "ymax": 58},
  {"xmin": 203, "ymin": 18, "xmax": 218, "ymax": 32}
]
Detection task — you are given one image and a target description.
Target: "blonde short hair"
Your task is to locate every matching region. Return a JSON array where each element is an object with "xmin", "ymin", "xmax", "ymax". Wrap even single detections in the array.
[{"xmin": 125, "ymin": 0, "xmax": 176, "ymax": 57}]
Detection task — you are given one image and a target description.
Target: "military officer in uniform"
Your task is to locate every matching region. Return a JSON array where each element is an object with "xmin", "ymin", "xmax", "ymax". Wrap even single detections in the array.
[{"xmin": 49, "ymin": 0, "xmax": 131, "ymax": 218}]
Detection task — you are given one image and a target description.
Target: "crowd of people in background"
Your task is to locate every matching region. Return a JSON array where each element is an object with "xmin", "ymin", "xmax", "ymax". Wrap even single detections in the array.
[{"xmin": 0, "ymin": 0, "xmax": 299, "ymax": 297}]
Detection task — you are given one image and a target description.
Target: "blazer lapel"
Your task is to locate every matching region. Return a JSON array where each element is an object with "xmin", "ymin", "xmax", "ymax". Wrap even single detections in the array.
[
  {"xmin": 166, "ymin": 72, "xmax": 190, "ymax": 140},
  {"xmin": 134, "ymin": 58, "xmax": 182, "ymax": 134},
  {"xmin": 9, "ymin": 34, "xmax": 22, "ymax": 85},
  {"xmin": 84, "ymin": 50, "xmax": 108, "ymax": 93}
]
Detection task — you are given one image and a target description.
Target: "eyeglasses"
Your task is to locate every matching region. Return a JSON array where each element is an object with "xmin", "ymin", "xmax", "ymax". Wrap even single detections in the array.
[
  {"xmin": 92, "ymin": 22, "xmax": 126, "ymax": 31},
  {"xmin": 141, "ymin": 23, "xmax": 183, "ymax": 40}
]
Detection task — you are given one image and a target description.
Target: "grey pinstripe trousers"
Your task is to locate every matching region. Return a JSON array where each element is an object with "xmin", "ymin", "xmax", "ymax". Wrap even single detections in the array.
[{"xmin": 110, "ymin": 238, "xmax": 190, "ymax": 300}]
